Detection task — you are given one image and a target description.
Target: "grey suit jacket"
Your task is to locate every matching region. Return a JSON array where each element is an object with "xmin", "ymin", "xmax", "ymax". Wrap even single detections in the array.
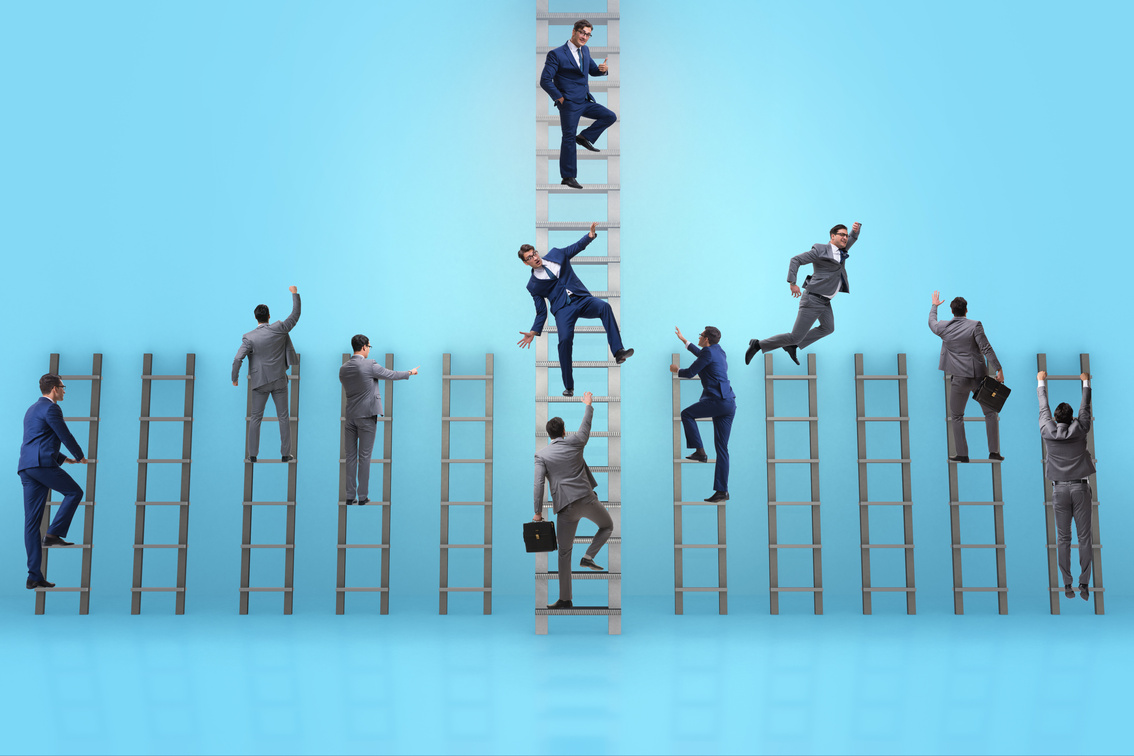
[
  {"xmin": 787, "ymin": 227, "xmax": 859, "ymax": 297},
  {"xmin": 929, "ymin": 304, "xmax": 1001, "ymax": 378},
  {"xmin": 232, "ymin": 293, "xmax": 301, "ymax": 389},
  {"xmin": 339, "ymin": 354, "xmax": 410, "ymax": 419},
  {"xmin": 534, "ymin": 404, "xmax": 597, "ymax": 515},
  {"xmin": 1039, "ymin": 384, "xmax": 1095, "ymax": 481}
]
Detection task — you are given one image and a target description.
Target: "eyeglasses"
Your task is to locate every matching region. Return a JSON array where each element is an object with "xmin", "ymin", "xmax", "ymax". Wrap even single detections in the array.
[
  {"xmin": 576, "ymin": 30, "xmax": 592, "ymax": 37},
  {"xmin": 833, "ymin": 232, "xmax": 848, "ymax": 238}
]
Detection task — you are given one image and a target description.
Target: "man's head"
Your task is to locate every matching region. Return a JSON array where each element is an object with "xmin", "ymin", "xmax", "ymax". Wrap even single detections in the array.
[
  {"xmin": 254, "ymin": 304, "xmax": 270, "ymax": 324},
  {"xmin": 1054, "ymin": 402, "xmax": 1074, "ymax": 425},
  {"xmin": 351, "ymin": 334, "xmax": 371, "ymax": 357},
  {"xmin": 40, "ymin": 373, "xmax": 65, "ymax": 401},
  {"xmin": 546, "ymin": 417, "xmax": 566, "ymax": 439},
  {"xmin": 518, "ymin": 244, "xmax": 543, "ymax": 269},
  {"xmin": 830, "ymin": 224, "xmax": 849, "ymax": 249},
  {"xmin": 571, "ymin": 20, "xmax": 593, "ymax": 47},
  {"xmin": 950, "ymin": 297, "xmax": 968, "ymax": 317},
  {"xmin": 700, "ymin": 326, "xmax": 721, "ymax": 346}
]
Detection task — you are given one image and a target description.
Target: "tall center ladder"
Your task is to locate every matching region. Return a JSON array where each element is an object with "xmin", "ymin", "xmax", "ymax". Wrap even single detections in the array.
[
  {"xmin": 671, "ymin": 353, "xmax": 726, "ymax": 614},
  {"xmin": 764, "ymin": 353, "xmax": 822, "ymax": 615},
  {"xmin": 37, "ymin": 353, "xmax": 101, "ymax": 615},
  {"xmin": 439, "ymin": 353, "xmax": 494, "ymax": 615},
  {"xmin": 1037, "ymin": 352, "xmax": 1104, "ymax": 614},
  {"xmin": 337, "ymin": 353, "xmax": 395, "ymax": 614},
  {"xmin": 854, "ymin": 354, "xmax": 915, "ymax": 614},
  {"xmin": 943, "ymin": 372, "xmax": 1007, "ymax": 614},
  {"xmin": 132, "ymin": 353, "xmax": 195, "ymax": 614},
  {"xmin": 534, "ymin": 0, "xmax": 621, "ymax": 635},
  {"xmin": 240, "ymin": 354, "xmax": 300, "ymax": 615}
]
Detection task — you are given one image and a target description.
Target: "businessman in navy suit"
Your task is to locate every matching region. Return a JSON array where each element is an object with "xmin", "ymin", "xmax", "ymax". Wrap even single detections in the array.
[
  {"xmin": 672, "ymin": 327, "xmax": 737, "ymax": 503},
  {"xmin": 540, "ymin": 19, "xmax": 616, "ymax": 189},
  {"xmin": 18, "ymin": 374, "xmax": 87, "ymax": 589},
  {"xmin": 518, "ymin": 222, "xmax": 633, "ymax": 395}
]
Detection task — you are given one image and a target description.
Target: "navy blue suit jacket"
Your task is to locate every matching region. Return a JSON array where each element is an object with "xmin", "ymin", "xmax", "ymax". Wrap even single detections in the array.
[
  {"xmin": 18, "ymin": 397, "xmax": 84, "ymax": 472},
  {"xmin": 540, "ymin": 42, "xmax": 607, "ymax": 104},
  {"xmin": 679, "ymin": 343, "xmax": 736, "ymax": 402},
  {"xmin": 526, "ymin": 233, "xmax": 595, "ymax": 334}
]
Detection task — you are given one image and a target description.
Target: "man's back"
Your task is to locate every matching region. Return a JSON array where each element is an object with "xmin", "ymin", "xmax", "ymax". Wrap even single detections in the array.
[
  {"xmin": 1040, "ymin": 385, "xmax": 1095, "ymax": 481},
  {"xmin": 534, "ymin": 405, "xmax": 596, "ymax": 513},
  {"xmin": 930, "ymin": 304, "xmax": 1000, "ymax": 378},
  {"xmin": 339, "ymin": 356, "xmax": 409, "ymax": 419},
  {"xmin": 233, "ymin": 293, "xmax": 301, "ymax": 389},
  {"xmin": 19, "ymin": 398, "xmax": 82, "ymax": 472}
]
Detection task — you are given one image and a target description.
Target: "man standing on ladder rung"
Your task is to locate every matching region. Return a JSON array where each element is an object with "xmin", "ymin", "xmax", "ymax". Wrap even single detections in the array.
[
  {"xmin": 672, "ymin": 326, "xmax": 736, "ymax": 503},
  {"xmin": 1038, "ymin": 369, "xmax": 1094, "ymax": 600},
  {"xmin": 517, "ymin": 221, "xmax": 633, "ymax": 396}
]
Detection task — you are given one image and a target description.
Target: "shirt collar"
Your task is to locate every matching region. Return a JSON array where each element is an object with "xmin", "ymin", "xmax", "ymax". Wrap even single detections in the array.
[{"xmin": 568, "ymin": 40, "xmax": 582, "ymax": 56}]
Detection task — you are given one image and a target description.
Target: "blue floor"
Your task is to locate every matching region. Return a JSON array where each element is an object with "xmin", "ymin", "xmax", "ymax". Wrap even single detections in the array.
[{"xmin": 0, "ymin": 594, "xmax": 1125, "ymax": 755}]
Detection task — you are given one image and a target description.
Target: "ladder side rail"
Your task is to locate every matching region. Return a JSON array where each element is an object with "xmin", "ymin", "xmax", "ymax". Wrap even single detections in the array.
[
  {"xmin": 176, "ymin": 353, "xmax": 195, "ymax": 614},
  {"xmin": 380, "ymin": 353, "xmax": 394, "ymax": 614},
  {"xmin": 336, "ymin": 353, "xmax": 350, "ymax": 614},
  {"xmin": 897, "ymin": 353, "xmax": 915, "ymax": 614},
  {"xmin": 131, "ymin": 354, "xmax": 154, "ymax": 614},
  {"xmin": 854, "ymin": 354, "xmax": 871, "ymax": 614},
  {"xmin": 440, "ymin": 353, "xmax": 452, "ymax": 614}
]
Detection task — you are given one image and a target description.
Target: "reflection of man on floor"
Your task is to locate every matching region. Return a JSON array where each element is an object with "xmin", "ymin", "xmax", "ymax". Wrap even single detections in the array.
[
  {"xmin": 671, "ymin": 326, "xmax": 736, "ymax": 503},
  {"xmin": 533, "ymin": 391, "xmax": 614, "ymax": 609},
  {"xmin": 1038, "ymin": 369, "xmax": 1095, "ymax": 600}
]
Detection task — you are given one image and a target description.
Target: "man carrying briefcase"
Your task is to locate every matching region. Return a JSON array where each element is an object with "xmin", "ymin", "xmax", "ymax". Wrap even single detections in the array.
[{"xmin": 532, "ymin": 391, "xmax": 613, "ymax": 609}]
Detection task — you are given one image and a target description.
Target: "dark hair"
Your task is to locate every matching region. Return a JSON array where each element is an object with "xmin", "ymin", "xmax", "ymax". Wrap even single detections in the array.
[
  {"xmin": 518, "ymin": 244, "xmax": 535, "ymax": 262},
  {"xmin": 351, "ymin": 334, "xmax": 370, "ymax": 353},
  {"xmin": 254, "ymin": 304, "xmax": 270, "ymax": 323},
  {"xmin": 1054, "ymin": 402, "xmax": 1074, "ymax": 425},
  {"xmin": 573, "ymin": 19, "xmax": 592, "ymax": 33},
  {"xmin": 950, "ymin": 296, "xmax": 968, "ymax": 317},
  {"xmin": 830, "ymin": 224, "xmax": 847, "ymax": 237},
  {"xmin": 702, "ymin": 326, "xmax": 721, "ymax": 345},
  {"xmin": 39, "ymin": 373, "xmax": 63, "ymax": 394},
  {"xmin": 546, "ymin": 417, "xmax": 566, "ymax": 439}
]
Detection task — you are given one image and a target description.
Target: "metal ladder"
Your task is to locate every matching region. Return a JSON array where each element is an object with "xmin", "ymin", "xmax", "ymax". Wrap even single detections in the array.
[
  {"xmin": 671, "ymin": 353, "xmax": 727, "ymax": 614},
  {"xmin": 336, "ymin": 353, "xmax": 394, "ymax": 615},
  {"xmin": 764, "ymin": 353, "xmax": 822, "ymax": 615},
  {"xmin": 944, "ymin": 372, "xmax": 1008, "ymax": 614},
  {"xmin": 854, "ymin": 353, "xmax": 915, "ymax": 614},
  {"xmin": 1037, "ymin": 352, "xmax": 1104, "ymax": 614},
  {"xmin": 534, "ymin": 0, "xmax": 621, "ymax": 635},
  {"xmin": 240, "ymin": 354, "xmax": 300, "ymax": 615},
  {"xmin": 36, "ymin": 353, "xmax": 101, "ymax": 615},
  {"xmin": 439, "ymin": 353, "xmax": 494, "ymax": 615},
  {"xmin": 131, "ymin": 353, "xmax": 195, "ymax": 614}
]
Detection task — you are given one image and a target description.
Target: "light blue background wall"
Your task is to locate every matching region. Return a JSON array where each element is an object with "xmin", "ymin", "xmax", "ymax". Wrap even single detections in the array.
[{"xmin": 2, "ymin": 0, "xmax": 1131, "ymax": 615}]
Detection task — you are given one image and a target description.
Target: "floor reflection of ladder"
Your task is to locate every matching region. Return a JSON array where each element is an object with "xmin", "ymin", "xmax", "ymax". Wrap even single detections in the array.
[
  {"xmin": 764, "ymin": 353, "xmax": 821, "ymax": 615},
  {"xmin": 131, "ymin": 353, "xmax": 195, "ymax": 614},
  {"xmin": 1037, "ymin": 352, "xmax": 1104, "ymax": 615},
  {"xmin": 336, "ymin": 353, "xmax": 394, "ymax": 615},
  {"xmin": 36, "ymin": 353, "xmax": 101, "ymax": 615},
  {"xmin": 944, "ymin": 372, "xmax": 1007, "ymax": 614},
  {"xmin": 671, "ymin": 353, "xmax": 726, "ymax": 615},
  {"xmin": 854, "ymin": 353, "xmax": 915, "ymax": 614},
  {"xmin": 439, "ymin": 353, "xmax": 493, "ymax": 615},
  {"xmin": 240, "ymin": 355, "xmax": 299, "ymax": 615}
]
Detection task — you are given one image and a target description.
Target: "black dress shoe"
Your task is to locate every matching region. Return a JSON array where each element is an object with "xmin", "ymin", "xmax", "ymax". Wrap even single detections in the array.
[
  {"xmin": 282, "ymin": 455, "xmax": 295, "ymax": 463},
  {"xmin": 744, "ymin": 339, "xmax": 760, "ymax": 365},
  {"xmin": 247, "ymin": 456, "xmax": 257, "ymax": 463},
  {"xmin": 575, "ymin": 136, "xmax": 600, "ymax": 152},
  {"xmin": 43, "ymin": 535, "xmax": 73, "ymax": 547},
  {"xmin": 562, "ymin": 389, "xmax": 574, "ymax": 397},
  {"xmin": 989, "ymin": 452, "xmax": 1004, "ymax": 461},
  {"xmin": 686, "ymin": 450, "xmax": 708, "ymax": 463},
  {"xmin": 705, "ymin": 491, "xmax": 729, "ymax": 503},
  {"xmin": 561, "ymin": 177, "xmax": 583, "ymax": 189},
  {"xmin": 1079, "ymin": 584, "xmax": 1090, "ymax": 601},
  {"xmin": 1064, "ymin": 584, "xmax": 1075, "ymax": 599},
  {"xmin": 614, "ymin": 348, "xmax": 634, "ymax": 364},
  {"xmin": 548, "ymin": 599, "xmax": 574, "ymax": 609},
  {"xmin": 358, "ymin": 498, "xmax": 369, "ymax": 506},
  {"xmin": 783, "ymin": 345, "xmax": 800, "ymax": 365},
  {"xmin": 949, "ymin": 455, "xmax": 970, "ymax": 463},
  {"xmin": 579, "ymin": 556, "xmax": 604, "ymax": 571},
  {"xmin": 26, "ymin": 579, "xmax": 55, "ymax": 589}
]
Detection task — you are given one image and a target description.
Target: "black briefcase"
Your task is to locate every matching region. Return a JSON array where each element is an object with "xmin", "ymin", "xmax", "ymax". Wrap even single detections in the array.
[
  {"xmin": 523, "ymin": 521, "xmax": 557, "ymax": 553},
  {"xmin": 972, "ymin": 375, "xmax": 1011, "ymax": 412}
]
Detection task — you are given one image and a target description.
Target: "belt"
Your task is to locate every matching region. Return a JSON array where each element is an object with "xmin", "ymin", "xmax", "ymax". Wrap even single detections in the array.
[{"xmin": 1053, "ymin": 479, "xmax": 1089, "ymax": 485}]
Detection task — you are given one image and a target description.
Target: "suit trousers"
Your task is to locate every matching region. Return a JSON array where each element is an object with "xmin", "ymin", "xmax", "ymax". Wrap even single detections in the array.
[
  {"xmin": 554, "ymin": 295, "xmax": 624, "ymax": 391},
  {"xmin": 760, "ymin": 292, "xmax": 835, "ymax": 352},
  {"xmin": 947, "ymin": 375, "xmax": 999, "ymax": 457},
  {"xmin": 556, "ymin": 99, "xmax": 617, "ymax": 179},
  {"xmin": 555, "ymin": 490, "xmax": 613, "ymax": 601},
  {"xmin": 344, "ymin": 415, "xmax": 378, "ymax": 501},
  {"xmin": 248, "ymin": 377, "xmax": 292, "ymax": 457},
  {"xmin": 1053, "ymin": 481, "xmax": 1093, "ymax": 586},
  {"xmin": 681, "ymin": 398, "xmax": 736, "ymax": 493},
  {"xmin": 19, "ymin": 466, "xmax": 83, "ymax": 581}
]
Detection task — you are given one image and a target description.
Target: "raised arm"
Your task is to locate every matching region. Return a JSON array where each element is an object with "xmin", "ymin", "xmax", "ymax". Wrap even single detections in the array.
[
  {"xmin": 46, "ymin": 403, "xmax": 85, "ymax": 462},
  {"xmin": 678, "ymin": 343, "xmax": 711, "ymax": 379},
  {"xmin": 1037, "ymin": 378, "xmax": 1056, "ymax": 436},
  {"xmin": 844, "ymin": 221, "xmax": 861, "ymax": 252},
  {"xmin": 562, "ymin": 225, "xmax": 597, "ymax": 260},
  {"xmin": 1077, "ymin": 384, "xmax": 1093, "ymax": 434},
  {"xmin": 588, "ymin": 55, "xmax": 607, "ymax": 77},
  {"xmin": 574, "ymin": 402, "xmax": 594, "ymax": 445},
  {"xmin": 539, "ymin": 51, "xmax": 563, "ymax": 102},
  {"xmin": 533, "ymin": 455, "xmax": 549, "ymax": 517},
  {"xmin": 280, "ymin": 288, "xmax": 301, "ymax": 332}
]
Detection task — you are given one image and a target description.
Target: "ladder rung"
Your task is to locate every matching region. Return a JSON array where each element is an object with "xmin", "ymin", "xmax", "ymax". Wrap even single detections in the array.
[
  {"xmin": 136, "ymin": 501, "xmax": 190, "ymax": 506},
  {"xmin": 766, "ymin": 416, "xmax": 818, "ymax": 421},
  {"xmin": 536, "ymin": 148, "xmax": 620, "ymax": 160},
  {"xmin": 337, "ymin": 544, "xmax": 390, "ymax": 549},
  {"xmin": 674, "ymin": 544, "xmax": 725, "ymax": 549},
  {"xmin": 537, "ymin": 431, "xmax": 619, "ymax": 437},
  {"xmin": 535, "ymin": 46, "xmax": 619, "ymax": 56},
  {"xmin": 765, "ymin": 375, "xmax": 816, "ymax": 381},
  {"xmin": 767, "ymin": 459, "xmax": 820, "ymax": 463},
  {"xmin": 674, "ymin": 501, "xmax": 728, "ymax": 506},
  {"xmin": 861, "ymin": 544, "xmax": 914, "ymax": 549},
  {"xmin": 858, "ymin": 417, "xmax": 910, "ymax": 421},
  {"xmin": 674, "ymin": 587, "xmax": 727, "ymax": 592},
  {"xmin": 62, "ymin": 417, "xmax": 98, "ymax": 422},
  {"xmin": 239, "ymin": 587, "xmax": 294, "ymax": 592},
  {"xmin": 769, "ymin": 544, "xmax": 821, "ymax": 549},
  {"xmin": 769, "ymin": 587, "xmax": 823, "ymax": 592},
  {"xmin": 49, "ymin": 500, "xmax": 95, "ymax": 507},
  {"xmin": 674, "ymin": 458, "xmax": 716, "ymax": 464},
  {"xmin": 440, "ymin": 544, "xmax": 492, "ymax": 549},
  {"xmin": 142, "ymin": 375, "xmax": 195, "ymax": 380},
  {"xmin": 137, "ymin": 459, "xmax": 190, "ymax": 464},
  {"xmin": 863, "ymin": 587, "xmax": 916, "ymax": 592},
  {"xmin": 856, "ymin": 375, "xmax": 908, "ymax": 381},
  {"xmin": 34, "ymin": 586, "xmax": 89, "ymax": 592},
  {"xmin": 340, "ymin": 500, "xmax": 391, "ymax": 507},
  {"xmin": 859, "ymin": 501, "xmax": 912, "ymax": 506},
  {"xmin": 535, "ymin": 607, "xmax": 621, "ymax": 616},
  {"xmin": 1049, "ymin": 587, "xmax": 1104, "ymax": 592},
  {"xmin": 537, "ymin": 395, "xmax": 620, "ymax": 403},
  {"xmin": 442, "ymin": 375, "xmax": 493, "ymax": 381},
  {"xmin": 339, "ymin": 416, "xmax": 393, "ymax": 422},
  {"xmin": 133, "ymin": 544, "xmax": 185, "ymax": 549},
  {"xmin": 243, "ymin": 501, "xmax": 296, "ymax": 506},
  {"xmin": 241, "ymin": 544, "xmax": 295, "ymax": 549},
  {"xmin": 1046, "ymin": 544, "xmax": 1102, "ymax": 549},
  {"xmin": 536, "ymin": 221, "xmax": 619, "ymax": 230},
  {"xmin": 536, "ymin": 12, "xmax": 619, "ymax": 22},
  {"xmin": 441, "ymin": 459, "xmax": 492, "ymax": 464},
  {"xmin": 439, "ymin": 587, "xmax": 491, "ymax": 592},
  {"xmin": 952, "ymin": 544, "xmax": 1005, "ymax": 549},
  {"xmin": 949, "ymin": 459, "xmax": 1001, "ymax": 464},
  {"xmin": 131, "ymin": 587, "xmax": 186, "ymax": 592},
  {"xmin": 335, "ymin": 587, "xmax": 389, "ymax": 592},
  {"xmin": 537, "ymin": 572, "xmax": 620, "ymax": 580},
  {"xmin": 1044, "ymin": 375, "xmax": 1089, "ymax": 381},
  {"xmin": 440, "ymin": 501, "xmax": 491, "ymax": 507},
  {"xmin": 543, "ymin": 325, "xmax": 611, "ymax": 333},
  {"xmin": 140, "ymin": 417, "xmax": 192, "ymax": 422},
  {"xmin": 58, "ymin": 374, "xmax": 100, "ymax": 380},
  {"xmin": 537, "ymin": 185, "xmax": 620, "ymax": 194},
  {"xmin": 574, "ymin": 536, "xmax": 619, "ymax": 545},
  {"xmin": 537, "ymin": 361, "xmax": 619, "ymax": 368},
  {"xmin": 243, "ymin": 418, "xmax": 300, "ymax": 423},
  {"xmin": 954, "ymin": 587, "xmax": 1008, "ymax": 592},
  {"xmin": 951, "ymin": 501, "xmax": 1004, "ymax": 507},
  {"xmin": 768, "ymin": 501, "xmax": 820, "ymax": 506},
  {"xmin": 858, "ymin": 459, "xmax": 911, "ymax": 464},
  {"xmin": 45, "ymin": 544, "xmax": 90, "ymax": 549}
]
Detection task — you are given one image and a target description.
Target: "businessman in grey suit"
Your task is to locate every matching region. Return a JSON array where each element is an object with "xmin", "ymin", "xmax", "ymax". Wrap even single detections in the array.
[
  {"xmin": 1038, "ymin": 369, "xmax": 1095, "ymax": 600},
  {"xmin": 929, "ymin": 291, "xmax": 1003, "ymax": 463},
  {"xmin": 232, "ymin": 286, "xmax": 301, "ymax": 462},
  {"xmin": 339, "ymin": 334, "xmax": 419, "ymax": 504},
  {"xmin": 745, "ymin": 222, "xmax": 861, "ymax": 366},
  {"xmin": 532, "ymin": 391, "xmax": 613, "ymax": 609}
]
